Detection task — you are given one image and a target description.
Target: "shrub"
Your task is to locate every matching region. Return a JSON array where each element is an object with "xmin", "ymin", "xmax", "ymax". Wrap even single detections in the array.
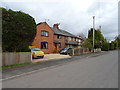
[{"xmin": 101, "ymin": 42, "xmax": 109, "ymax": 51}]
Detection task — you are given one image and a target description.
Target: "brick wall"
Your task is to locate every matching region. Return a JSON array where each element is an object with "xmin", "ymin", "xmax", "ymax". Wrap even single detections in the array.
[
  {"xmin": 32, "ymin": 22, "xmax": 54, "ymax": 54},
  {"xmin": 54, "ymin": 35, "xmax": 66, "ymax": 50}
]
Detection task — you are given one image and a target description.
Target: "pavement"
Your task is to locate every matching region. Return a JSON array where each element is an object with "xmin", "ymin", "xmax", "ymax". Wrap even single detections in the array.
[
  {"xmin": 2, "ymin": 50, "xmax": 118, "ymax": 88},
  {"xmin": 2, "ymin": 51, "xmax": 107, "ymax": 80}
]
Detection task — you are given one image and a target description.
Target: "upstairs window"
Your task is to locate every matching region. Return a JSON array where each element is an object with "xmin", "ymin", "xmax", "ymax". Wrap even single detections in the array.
[
  {"xmin": 57, "ymin": 35, "xmax": 62, "ymax": 39},
  {"xmin": 65, "ymin": 37, "xmax": 68, "ymax": 41},
  {"xmin": 73, "ymin": 38, "xmax": 75, "ymax": 41},
  {"xmin": 68, "ymin": 37, "xmax": 72, "ymax": 41},
  {"xmin": 41, "ymin": 31, "xmax": 48, "ymax": 36}
]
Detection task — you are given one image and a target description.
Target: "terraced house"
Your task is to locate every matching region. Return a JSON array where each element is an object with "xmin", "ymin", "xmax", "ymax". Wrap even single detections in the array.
[{"xmin": 32, "ymin": 22, "xmax": 83, "ymax": 54}]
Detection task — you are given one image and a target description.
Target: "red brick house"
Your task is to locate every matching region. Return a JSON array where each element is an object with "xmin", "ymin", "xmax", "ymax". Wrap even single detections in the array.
[
  {"xmin": 32, "ymin": 22, "xmax": 54, "ymax": 54},
  {"xmin": 32, "ymin": 22, "xmax": 83, "ymax": 54}
]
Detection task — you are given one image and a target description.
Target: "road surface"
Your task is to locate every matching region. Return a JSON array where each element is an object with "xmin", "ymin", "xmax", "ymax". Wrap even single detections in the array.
[{"xmin": 2, "ymin": 51, "xmax": 118, "ymax": 88}]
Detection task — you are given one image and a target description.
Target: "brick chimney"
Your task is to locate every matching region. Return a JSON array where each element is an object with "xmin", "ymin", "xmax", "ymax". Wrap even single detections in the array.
[{"xmin": 53, "ymin": 23, "xmax": 60, "ymax": 29}]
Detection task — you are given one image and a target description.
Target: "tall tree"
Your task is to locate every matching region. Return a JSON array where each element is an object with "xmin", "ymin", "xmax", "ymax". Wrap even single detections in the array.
[
  {"xmin": 109, "ymin": 41, "xmax": 115, "ymax": 50},
  {"xmin": 88, "ymin": 28, "xmax": 106, "ymax": 49},
  {"xmin": 2, "ymin": 8, "xmax": 36, "ymax": 52}
]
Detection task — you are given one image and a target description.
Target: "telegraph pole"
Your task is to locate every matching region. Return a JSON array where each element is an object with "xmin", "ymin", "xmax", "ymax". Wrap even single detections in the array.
[
  {"xmin": 99, "ymin": 25, "xmax": 101, "ymax": 31},
  {"xmin": 93, "ymin": 16, "xmax": 95, "ymax": 52}
]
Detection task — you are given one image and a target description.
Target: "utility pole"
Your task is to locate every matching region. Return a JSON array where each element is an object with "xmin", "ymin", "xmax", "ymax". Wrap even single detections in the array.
[
  {"xmin": 99, "ymin": 25, "xmax": 101, "ymax": 31},
  {"xmin": 93, "ymin": 16, "xmax": 95, "ymax": 52}
]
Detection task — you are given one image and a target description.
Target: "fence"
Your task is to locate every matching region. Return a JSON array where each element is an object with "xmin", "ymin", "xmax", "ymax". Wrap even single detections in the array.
[
  {"xmin": 72, "ymin": 48, "xmax": 91, "ymax": 56},
  {"xmin": 2, "ymin": 52, "xmax": 32, "ymax": 66},
  {"xmin": 72, "ymin": 48, "xmax": 101, "ymax": 56}
]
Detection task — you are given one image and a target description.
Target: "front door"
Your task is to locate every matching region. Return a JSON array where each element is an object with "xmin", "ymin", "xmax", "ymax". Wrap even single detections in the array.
[{"xmin": 54, "ymin": 44, "xmax": 58, "ymax": 53}]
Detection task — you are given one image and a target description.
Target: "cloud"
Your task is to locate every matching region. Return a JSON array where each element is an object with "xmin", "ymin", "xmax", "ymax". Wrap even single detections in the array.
[
  {"xmin": 86, "ymin": 0, "xmax": 118, "ymax": 40},
  {"xmin": 1, "ymin": 0, "xmax": 119, "ymax": 41}
]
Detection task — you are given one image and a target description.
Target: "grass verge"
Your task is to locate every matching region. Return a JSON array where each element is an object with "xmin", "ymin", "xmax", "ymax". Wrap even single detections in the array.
[
  {"xmin": 0, "ymin": 62, "xmax": 32, "ymax": 70},
  {"xmin": 1, "ymin": 51, "xmax": 105, "ymax": 70}
]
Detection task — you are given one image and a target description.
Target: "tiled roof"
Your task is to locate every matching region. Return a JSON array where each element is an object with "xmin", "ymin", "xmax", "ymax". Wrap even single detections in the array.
[
  {"xmin": 51, "ymin": 27, "xmax": 63, "ymax": 35},
  {"xmin": 37, "ymin": 22, "xmax": 83, "ymax": 39},
  {"xmin": 66, "ymin": 41, "xmax": 78, "ymax": 45},
  {"xmin": 51, "ymin": 27, "xmax": 77, "ymax": 37},
  {"xmin": 59, "ymin": 30, "xmax": 76, "ymax": 37}
]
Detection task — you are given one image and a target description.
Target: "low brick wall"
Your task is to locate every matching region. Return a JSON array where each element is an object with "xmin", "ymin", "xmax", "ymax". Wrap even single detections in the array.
[
  {"xmin": 73, "ymin": 48, "xmax": 101, "ymax": 55},
  {"xmin": 74, "ymin": 48, "xmax": 83, "ymax": 55},
  {"xmin": 73, "ymin": 48, "xmax": 91, "ymax": 55},
  {"xmin": 2, "ymin": 52, "xmax": 32, "ymax": 66}
]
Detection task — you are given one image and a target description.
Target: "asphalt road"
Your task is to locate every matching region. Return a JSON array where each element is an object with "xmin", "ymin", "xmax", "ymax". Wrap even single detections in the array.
[
  {"xmin": 2, "ymin": 52, "xmax": 106, "ymax": 79},
  {"xmin": 2, "ymin": 51, "xmax": 118, "ymax": 88}
]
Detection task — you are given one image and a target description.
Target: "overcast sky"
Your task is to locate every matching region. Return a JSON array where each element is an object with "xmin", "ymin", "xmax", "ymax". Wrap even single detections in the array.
[{"xmin": 1, "ymin": 0, "xmax": 119, "ymax": 41}]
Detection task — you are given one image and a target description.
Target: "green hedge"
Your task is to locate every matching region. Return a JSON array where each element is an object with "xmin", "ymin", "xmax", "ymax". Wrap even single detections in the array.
[{"xmin": 2, "ymin": 8, "xmax": 36, "ymax": 52}]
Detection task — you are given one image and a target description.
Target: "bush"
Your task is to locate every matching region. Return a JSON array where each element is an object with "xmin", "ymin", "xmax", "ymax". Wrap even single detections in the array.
[
  {"xmin": 81, "ymin": 39, "xmax": 93, "ymax": 49},
  {"xmin": 101, "ymin": 42, "xmax": 109, "ymax": 51},
  {"xmin": 109, "ymin": 42, "xmax": 115, "ymax": 50}
]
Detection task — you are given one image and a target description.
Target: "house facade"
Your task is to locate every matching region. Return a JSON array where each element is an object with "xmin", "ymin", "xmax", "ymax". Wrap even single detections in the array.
[{"xmin": 32, "ymin": 22, "xmax": 83, "ymax": 54}]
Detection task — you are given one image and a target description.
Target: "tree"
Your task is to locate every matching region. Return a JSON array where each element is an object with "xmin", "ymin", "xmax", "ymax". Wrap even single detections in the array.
[
  {"xmin": 88, "ymin": 28, "xmax": 106, "ymax": 49},
  {"xmin": 2, "ymin": 8, "xmax": 36, "ymax": 52},
  {"xmin": 81, "ymin": 39, "xmax": 93, "ymax": 49},
  {"xmin": 114, "ymin": 35, "xmax": 120, "ymax": 49},
  {"xmin": 116, "ymin": 37, "xmax": 120, "ymax": 48},
  {"xmin": 101, "ymin": 42, "xmax": 109, "ymax": 51},
  {"xmin": 109, "ymin": 42, "xmax": 115, "ymax": 50}
]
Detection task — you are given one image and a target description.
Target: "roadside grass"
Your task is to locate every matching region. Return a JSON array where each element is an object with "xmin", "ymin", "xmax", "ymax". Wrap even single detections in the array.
[
  {"xmin": 1, "ymin": 51, "xmax": 105, "ymax": 70},
  {"xmin": 0, "ymin": 62, "xmax": 33, "ymax": 70}
]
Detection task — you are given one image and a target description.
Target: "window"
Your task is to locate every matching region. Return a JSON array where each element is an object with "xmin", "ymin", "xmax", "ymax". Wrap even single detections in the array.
[
  {"xmin": 41, "ymin": 31, "xmax": 48, "ymax": 36},
  {"xmin": 76, "ymin": 38, "xmax": 78, "ymax": 41},
  {"xmin": 57, "ymin": 35, "xmax": 62, "ymax": 39},
  {"xmin": 73, "ymin": 38, "xmax": 75, "ymax": 41},
  {"xmin": 41, "ymin": 42, "xmax": 48, "ymax": 49},
  {"xmin": 65, "ymin": 37, "xmax": 68, "ymax": 41},
  {"xmin": 71, "ymin": 37, "xmax": 73, "ymax": 41},
  {"xmin": 68, "ymin": 45, "xmax": 73, "ymax": 48},
  {"xmin": 68, "ymin": 37, "xmax": 72, "ymax": 41},
  {"xmin": 78, "ymin": 39, "xmax": 81, "ymax": 42},
  {"xmin": 58, "ymin": 43, "xmax": 61, "ymax": 48}
]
